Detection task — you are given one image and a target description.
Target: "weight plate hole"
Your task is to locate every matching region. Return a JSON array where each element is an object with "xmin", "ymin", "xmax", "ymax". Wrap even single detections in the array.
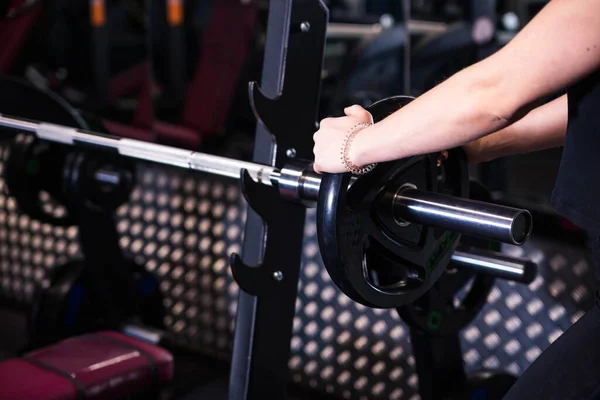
[
  {"xmin": 392, "ymin": 183, "xmax": 417, "ymax": 227},
  {"xmin": 363, "ymin": 239, "xmax": 424, "ymax": 292}
]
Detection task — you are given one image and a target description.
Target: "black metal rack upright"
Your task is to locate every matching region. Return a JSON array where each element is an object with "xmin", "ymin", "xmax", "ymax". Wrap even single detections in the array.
[{"xmin": 228, "ymin": 1, "xmax": 328, "ymax": 399}]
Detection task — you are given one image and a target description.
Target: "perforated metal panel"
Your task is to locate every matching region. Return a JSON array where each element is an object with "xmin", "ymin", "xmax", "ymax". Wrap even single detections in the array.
[
  {"xmin": 290, "ymin": 209, "xmax": 416, "ymax": 400},
  {"xmin": 0, "ymin": 154, "xmax": 595, "ymax": 400},
  {"xmin": 459, "ymin": 241, "xmax": 596, "ymax": 378},
  {"xmin": 115, "ymin": 164, "xmax": 245, "ymax": 358},
  {"xmin": 0, "ymin": 143, "xmax": 80, "ymax": 305}
]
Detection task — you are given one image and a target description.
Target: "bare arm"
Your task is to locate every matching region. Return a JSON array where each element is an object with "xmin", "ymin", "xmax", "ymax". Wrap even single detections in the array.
[
  {"xmin": 466, "ymin": 94, "xmax": 567, "ymax": 163},
  {"xmin": 349, "ymin": 0, "xmax": 600, "ymax": 167}
]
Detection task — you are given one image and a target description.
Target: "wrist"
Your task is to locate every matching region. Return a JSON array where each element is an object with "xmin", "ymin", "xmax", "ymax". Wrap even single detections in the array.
[{"xmin": 347, "ymin": 123, "xmax": 373, "ymax": 167}]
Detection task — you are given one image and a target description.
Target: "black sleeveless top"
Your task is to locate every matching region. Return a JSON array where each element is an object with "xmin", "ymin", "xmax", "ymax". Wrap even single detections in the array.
[{"xmin": 552, "ymin": 69, "xmax": 600, "ymax": 236}]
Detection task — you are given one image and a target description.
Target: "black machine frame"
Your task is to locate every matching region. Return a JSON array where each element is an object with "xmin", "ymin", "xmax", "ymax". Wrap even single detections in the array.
[{"xmin": 228, "ymin": 1, "xmax": 328, "ymax": 399}]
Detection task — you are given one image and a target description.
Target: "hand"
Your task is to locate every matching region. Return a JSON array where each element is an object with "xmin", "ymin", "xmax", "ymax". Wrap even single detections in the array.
[{"xmin": 313, "ymin": 105, "xmax": 374, "ymax": 174}]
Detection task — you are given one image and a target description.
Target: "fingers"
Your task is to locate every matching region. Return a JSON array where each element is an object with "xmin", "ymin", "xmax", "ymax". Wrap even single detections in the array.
[
  {"xmin": 312, "ymin": 162, "xmax": 322, "ymax": 174},
  {"xmin": 344, "ymin": 105, "xmax": 373, "ymax": 123},
  {"xmin": 313, "ymin": 105, "xmax": 373, "ymax": 175},
  {"xmin": 317, "ymin": 105, "xmax": 373, "ymax": 130},
  {"xmin": 318, "ymin": 117, "xmax": 335, "ymax": 128}
]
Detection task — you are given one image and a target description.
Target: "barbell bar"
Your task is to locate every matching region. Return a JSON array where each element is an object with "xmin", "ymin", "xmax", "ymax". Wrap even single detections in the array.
[{"xmin": 0, "ymin": 113, "xmax": 532, "ymax": 245}]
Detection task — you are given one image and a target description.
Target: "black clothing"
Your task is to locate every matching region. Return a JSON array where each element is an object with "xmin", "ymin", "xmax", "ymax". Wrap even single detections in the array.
[
  {"xmin": 502, "ymin": 292, "xmax": 600, "ymax": 399},
  {"xmin": 504, "ymin": 71, "xmax": 600, "ymax": 399},
  {"xmin": 552, "ymin": 69, "xmax": 600, "ymax": 238}
]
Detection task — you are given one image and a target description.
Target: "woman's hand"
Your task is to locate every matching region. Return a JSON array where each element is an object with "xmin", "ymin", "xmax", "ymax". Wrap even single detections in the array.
[{"xmin": 313, "ymin": 105, "xmax": 374, "ymax": 174}]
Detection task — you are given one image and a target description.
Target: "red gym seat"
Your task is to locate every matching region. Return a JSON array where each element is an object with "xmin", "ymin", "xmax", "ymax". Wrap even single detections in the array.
[{"xmin": 0, "ymin": 331, "xmax": 174, "ymax": 400}]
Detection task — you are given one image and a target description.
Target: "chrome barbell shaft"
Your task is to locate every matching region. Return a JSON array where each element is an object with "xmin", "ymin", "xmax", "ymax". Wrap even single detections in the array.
[
  {"xmin": 0, "ymin": 114, "xmax": 280, "ymax": 186},
  {"xmin": 0, "ymin": 113, "xmax": 532, "ymax": 245}
]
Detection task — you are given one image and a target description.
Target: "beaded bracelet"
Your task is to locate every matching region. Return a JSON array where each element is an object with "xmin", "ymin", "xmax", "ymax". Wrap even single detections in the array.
[{"xmin": 341, "ymin": 122, "xmax": 377, "ymax": 175}]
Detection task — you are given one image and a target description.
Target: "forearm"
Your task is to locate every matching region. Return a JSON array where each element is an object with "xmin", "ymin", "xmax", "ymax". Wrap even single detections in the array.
[
  {"xmin": 348, "ymin": 0, "xmax": 600, "ymax": 167},
  {"xmin": 471, "ymin": 94, "xmax": 567, "ymax": 163},
  {"xmin": 350, "ymin": 61, "xmax": 519, "ymax": 166}
]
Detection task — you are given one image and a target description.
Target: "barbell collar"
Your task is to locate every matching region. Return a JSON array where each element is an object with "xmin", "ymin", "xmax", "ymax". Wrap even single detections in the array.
[{"xmin": 276, "ymin": 162, "xmax": 321, "ymax": 207}]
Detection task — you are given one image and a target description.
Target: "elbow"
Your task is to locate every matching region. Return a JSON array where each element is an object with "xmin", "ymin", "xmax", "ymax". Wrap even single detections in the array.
[{"xmin": 460, "ymin": 61, "xmax": 530, "ymax": 130}]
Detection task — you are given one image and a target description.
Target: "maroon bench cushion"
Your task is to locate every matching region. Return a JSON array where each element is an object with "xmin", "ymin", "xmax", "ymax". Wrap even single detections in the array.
[{"xmin": 0, "ymin": 330, "xmax": 173, "ymax": 400}]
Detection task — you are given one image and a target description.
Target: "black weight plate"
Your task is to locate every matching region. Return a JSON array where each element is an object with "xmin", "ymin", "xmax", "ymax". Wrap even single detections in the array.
[
  {"xmin": 0, "ymin": 77, "xmax": 88, "ymax": 226},
  {"xmin": 5, "ymin": 139, "xmax": 76, "ymax": 226},
  {"xmin": 396, "ymin": 179, "xmax": 497, "ymax": 335},
  {"xmin": 62, "ymin": 150, "xmax": 135, "ymax": 213},
  {"xmin": 317, "ymin": 95, "xmax": 469, "ymax": 308}
]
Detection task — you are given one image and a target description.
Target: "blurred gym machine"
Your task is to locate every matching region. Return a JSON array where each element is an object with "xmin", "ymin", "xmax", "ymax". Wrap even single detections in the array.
[
  {"xmin": 321, "ymin": 0, "xmax": 502, "ymax": 110},
  {"xmin": 0, "ymin": 0, "xmax": 154, "ymax": 141},
  {"xmin": 0, "ymin": 77, "xmax": 164, "ymax": 352},
  {"xmin": 149, "ymin": 0, "xmax": 261, "ymax": 152},
  {"xmin": 499, "ymin": 0, "xmax": 548, "ymax": 29},
  {"xmin": 409, "ymin": 0, "xmax": 499, "ymax": 95}
]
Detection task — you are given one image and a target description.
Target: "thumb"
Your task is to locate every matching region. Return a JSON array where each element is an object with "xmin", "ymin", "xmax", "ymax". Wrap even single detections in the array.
[{"xmin": 344, "ymin": 104, "xmax": 373, "ymax": 123}]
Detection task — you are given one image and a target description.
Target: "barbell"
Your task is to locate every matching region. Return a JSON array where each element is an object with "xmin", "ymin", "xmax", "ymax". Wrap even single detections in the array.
[{"xmin": 0, "ymin": 96, "xmax": 533, "ymax": 308}]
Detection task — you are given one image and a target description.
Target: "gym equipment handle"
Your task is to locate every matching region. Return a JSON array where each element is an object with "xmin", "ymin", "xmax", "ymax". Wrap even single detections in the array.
[
  {"xmin": 0, "ymin": 113, "xmax": 532, "ymax": 245},
  {"xmin": 394, "ymin": 188, "xmax": 532, "ymax": 245}
]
